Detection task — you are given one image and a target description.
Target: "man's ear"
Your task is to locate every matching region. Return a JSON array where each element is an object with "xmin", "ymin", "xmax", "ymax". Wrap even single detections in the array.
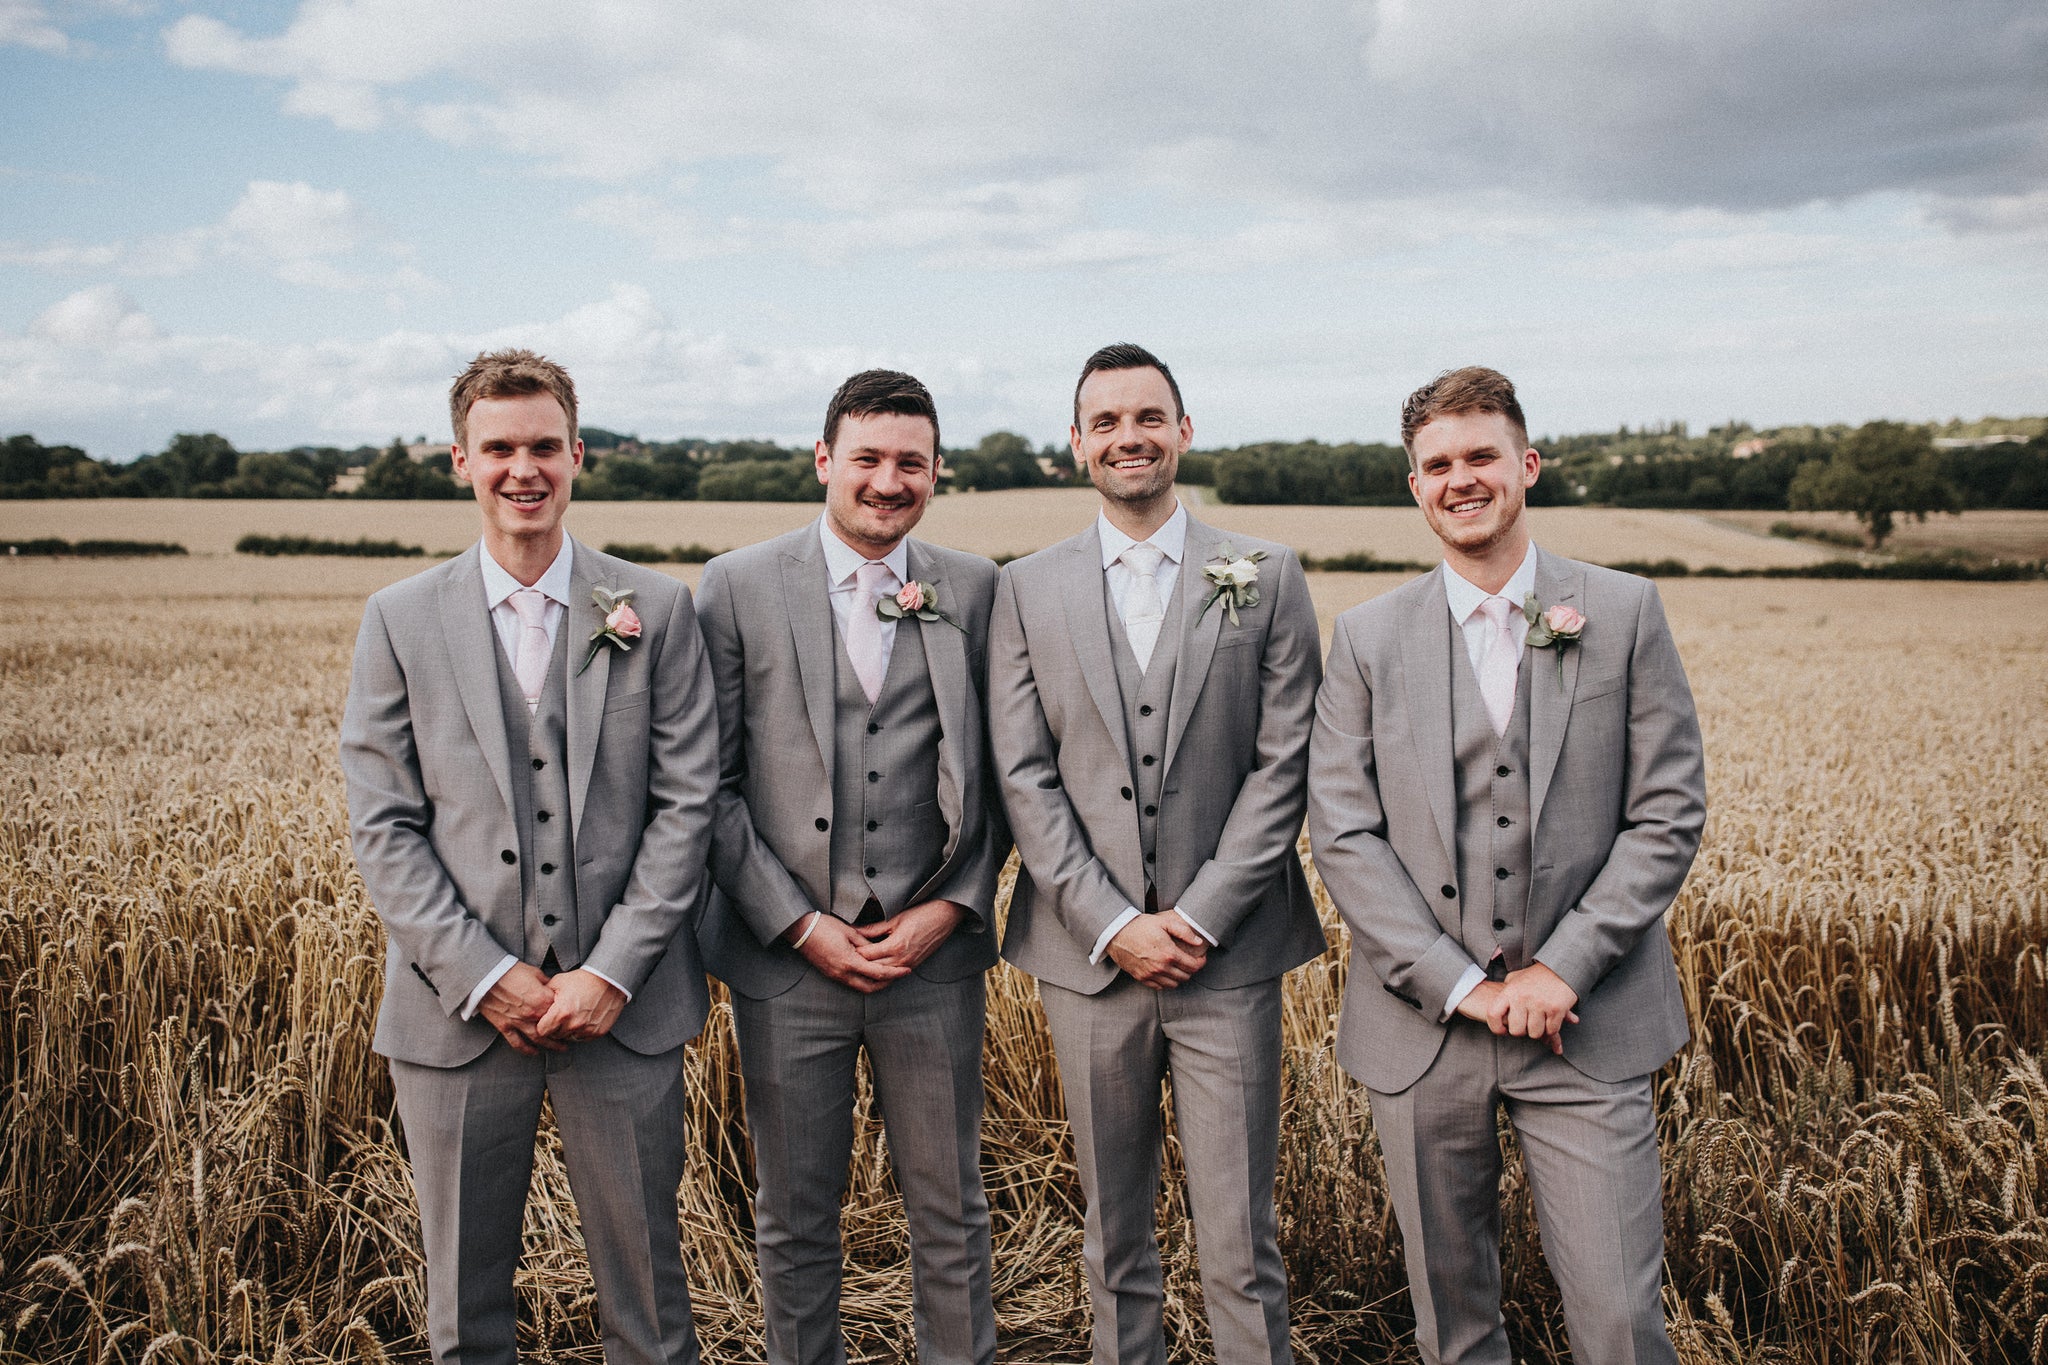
[{"xmin": 815, "ymin": 439, "xmax": 833, "ymax": 485}]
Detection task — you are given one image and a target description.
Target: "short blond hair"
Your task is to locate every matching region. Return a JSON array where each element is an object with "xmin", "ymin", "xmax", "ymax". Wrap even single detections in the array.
[
  {"xmin": 449, "ymin": 349, "xmax": 578, "ymax": 448},
  {"xmin": 1400, "ymin": 366, "xmax": 1528, "ymax": 467}
]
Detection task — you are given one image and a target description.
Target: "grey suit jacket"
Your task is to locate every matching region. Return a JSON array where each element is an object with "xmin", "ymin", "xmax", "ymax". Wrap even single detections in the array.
[
  {"xmin": 990, "ymin": 517, "xmax": 1327, "ymax": 996},
  {"xmin": 1307, "ymin": 550, "xmax": 1706, "ymax": 1092},
  {"xmin": 340, "ymin": 538, "xmax": 720, "ymax": 1068},
  {"xmin": 695, "ymin": 525, "xmax": 1009, "ymax": 1000}
]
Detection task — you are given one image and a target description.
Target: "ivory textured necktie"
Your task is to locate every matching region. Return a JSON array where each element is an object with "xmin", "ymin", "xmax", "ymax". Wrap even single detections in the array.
[
  {"xmin": 1119, "ymin": 542, "xmax": 1167, "ymax": 671},
  {"xmin": 510, "ymin": 587, "xmax": 551, "ymax": 712},
  {"xmin": 845, "ymin": 560, "xmax": 894, "ymax": 704},
  {"xmin": 1476, "ymin": 596, "xmax": 1520, "ymax": 737}
]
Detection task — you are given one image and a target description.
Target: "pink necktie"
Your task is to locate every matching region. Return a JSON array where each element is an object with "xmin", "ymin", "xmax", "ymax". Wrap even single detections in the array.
[
  {"xmin": 510, "ymin": 587, "xmax": 551, "ymax": 708},
  {"xmin": 1476, "ymin": 596, "xmax": 1519, "ymax": 737},
  {"xmin": 845, "ymin": 561, "xmax": 894, "ymax": 704}
]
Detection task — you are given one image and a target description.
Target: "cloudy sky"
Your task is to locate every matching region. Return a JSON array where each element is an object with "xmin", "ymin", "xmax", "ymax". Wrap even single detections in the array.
[{"xmin": 4, "ymin": 0, "xmax": 2046, "ymax": 459}]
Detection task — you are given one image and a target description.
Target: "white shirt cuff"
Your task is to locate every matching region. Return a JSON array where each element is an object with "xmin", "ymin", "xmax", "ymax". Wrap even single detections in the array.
[
  {"xmin": 462, "ymin": 954, "xmax": 519, "ymax": 1021},
  {"xmin": 1089, "ymin": 907, "xmax": 1143, "ymax": 964},
  {"xmin": 1442, "ymin": 963, "xmax": 1487, "ymax": 1022},
  {"xmin": 1171, "ymin": 907, "xmax": 1218, "ymax": 947},
  {"xmin": 583, "ymin": 965, "xmax": 633, "ymax": 1002}
]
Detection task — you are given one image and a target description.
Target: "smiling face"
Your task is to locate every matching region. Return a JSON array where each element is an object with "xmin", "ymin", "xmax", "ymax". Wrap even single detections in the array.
[
  {"xmin": 452, "ymin": 391, "xmax": 583, "ymax": 568},
  {"xmin": 1407, "ymin": 408, "xmax": 1541, "ymax": 578},
  {"xmin": 1071, "ymin": 364, "xmax": 1189, "ymax": 532},
  {"xmin": 816, "ymin": 410, "xmax": 939, "ymax": 559}
]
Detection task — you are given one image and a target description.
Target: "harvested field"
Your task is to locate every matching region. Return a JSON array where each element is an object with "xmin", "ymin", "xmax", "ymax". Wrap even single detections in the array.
[
  {"xmin": 2, "ymin": 491, "xmax": 1839, "ymax": 571},
  {"xmin": 3, "ymin": 553, "xmax": 2044, "ymax": 1362},
  {"xmin": 1709, "ymin": 508, "xmax": 2048, "ymax": 561}
]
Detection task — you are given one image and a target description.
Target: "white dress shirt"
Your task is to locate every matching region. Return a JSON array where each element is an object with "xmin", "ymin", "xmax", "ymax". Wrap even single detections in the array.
[
  {"xmin": 819, "ymin": 515, "xmax": 911, "ymax": 667},
  {"xmin": 465, "ymin": 538, "xmax": 629, "ymax": 1020},
  {"xmin": 1437, "ymin": 543, "xmax": 1538, "ymax": 1019},
  {"xmin": 1086, "ymin": 502, "xmax": 1218, "ymax": 965}
]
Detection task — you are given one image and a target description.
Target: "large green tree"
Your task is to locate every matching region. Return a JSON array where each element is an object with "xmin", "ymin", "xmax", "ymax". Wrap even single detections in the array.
[
  {"xmin": 1787, "ymin": 420, "xmax": 1960, "ymax": 549},
  {"xmin": 358, "ymin": 439, "xmax": 462, "ymax": 499}
]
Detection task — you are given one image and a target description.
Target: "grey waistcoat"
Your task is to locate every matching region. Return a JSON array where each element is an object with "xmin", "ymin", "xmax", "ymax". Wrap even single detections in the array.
[
  {"xmin": 491, "ymin": 616, "xmax": 579, "ymax": 967},
  {"xmin": 828, "ymin": 617, "xmax": 947, "ymax": 921},
  {"xmin": 1105, "ymin": 566, "xmax": 1186, "ymax": 898},
  {"xmin": 1449, "ymin": 635, "xmax": 1535, "ymax": 969}
]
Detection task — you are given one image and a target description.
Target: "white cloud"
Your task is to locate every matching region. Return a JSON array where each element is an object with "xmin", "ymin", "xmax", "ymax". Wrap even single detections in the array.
[
  {"xmin": 28, "ymin": 285, "xmax": 159, "ymax": 345},
  {"xmin": 0, "ymin": 179, "xmax": 434, "ymax": 293},
  {"xmin": 0, "ymin": 0, "xmax": 67, "ymax": 51}
]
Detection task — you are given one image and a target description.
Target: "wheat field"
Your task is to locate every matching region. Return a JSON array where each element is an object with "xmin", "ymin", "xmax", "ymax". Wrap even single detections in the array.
[{"xmin": 2, "ymin": 552, "xmax": 2045, "ymax": 1362}]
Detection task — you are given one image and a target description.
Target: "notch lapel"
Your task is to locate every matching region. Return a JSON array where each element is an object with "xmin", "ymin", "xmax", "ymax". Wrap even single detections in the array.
[
  {"xmin": 908, "ymin": 540, "xmax": 967, "ymax": 865},
  {"xmin": 438, "ymin": 546, "xmax": 516, "ymax": 817},
  {"xmin": 1162, "ymin": 519, "xmax": 1226, "ymax": 777},
  {"xmin": 1527, "ymin": 549, "xmax": 1583, "ymax": 834},
  {"xmin": 565, "ymin": 540, "xmax": 610, "ymax": 839},
  {"xmin": 1399, "ymin": 571, "xmax": 1460, "ymax": 873},
  {"xmin": 1059, "ymin": 527, "xmax": 1132, "ymax": 764},
  {"xmin": 780, "ymin": 532, "xmax": 838, "ymax": 791}
]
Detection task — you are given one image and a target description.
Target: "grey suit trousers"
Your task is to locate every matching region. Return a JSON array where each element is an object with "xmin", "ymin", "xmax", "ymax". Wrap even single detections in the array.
[
  {"xmin": 732, "ymin": 969, "xmax": 995, "ymax": 1365},
  {"xmin": 1038, "ymin": 976, "xmax": 1291, "ymax": 1365},
  {"xmin": 1365, "ymin": 1020, "xmax": 1675, "ymax": 1365},
  {"xmin": 389, "ymin": 1037, "xmax": 699, "ymax": 1365}
]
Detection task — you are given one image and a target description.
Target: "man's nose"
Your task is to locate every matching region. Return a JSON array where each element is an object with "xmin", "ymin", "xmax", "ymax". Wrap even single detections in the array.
[{"xmin": 870, "ymin": 461, "xmax": 904, "ymax": 494}]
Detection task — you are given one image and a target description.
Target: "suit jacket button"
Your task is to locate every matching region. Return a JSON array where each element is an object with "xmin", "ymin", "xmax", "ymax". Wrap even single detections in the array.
[
  {"xmin": 865, "ymin": 866, "xmax": 877, "ymax": 878},
  {"xmin": 1493, "ymin": 918, "xmax": 1508, "ymax": 931},
  {"xmin": 1495, "ymin": 867, "xmax": 1510, "ymax": 880},
  {"xmin": 868, "ymin": 722, "xmax": 880, "ymax": 734},
  {"xmin": 1440, "ymin": 884, "xmax": 1455, "ymax": 899},
  {"xmin": 868, "ymin": 771, "xmax": 880, "ymax": 783},
  {"xmin": 502, "ymin": 849, "xmax": 517, "ymax": 865},
  {"xmin": 816, "ymin": 817, "xmax": 830, "ymax": 831},
  {"xmin": 1121, "ymin": 786, "xmax": 1133, "ymax": 800},
  {"xmin": 1142, "ymin": 755, "xmax": 1155, "ymax": 766},
  {"xmin": 537, "ymin": 809, "xmax": 551, "ymax": 822},
  {"xmin": 1144, "ymin": 804, "xmax": 1157, "ymax": 816},
  {"xmin": 1145, "ymin": 851, "xmax": 1156, "ymax": 863},
  {"xmin": 1139, "ymin": 704, "xmax": 1153, "ymax": 716},
  {"xmin": 1496, "ymin": 815, "xmax": 1509, "ymax": 827},
  {"xmin": 541, "ymin": 863, "xmax": 556, "ymax": 875},
  {"xmin": 542, "ymin": 913, "xmax": 558, "ymax": 925},
  {"xmin": 1496, "ymin": 764, "xmax": 1510, "ymax": 777},
  {"xmin": 866, "ymin": 820, "xmax": 878, "ymax": 832},
  {"xmin": 533, "ymin": 758, "xmax": 546, "ymax": 770}
]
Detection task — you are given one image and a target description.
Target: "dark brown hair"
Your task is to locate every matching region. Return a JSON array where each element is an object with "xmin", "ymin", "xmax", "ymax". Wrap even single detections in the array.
[
  {"xmin": 1073, "ymin": 343, "xmax": 1184, "ymax": 425},
  {"xmin": 821, "ymin": 370, "xmax": 940, "ymax": 453}
]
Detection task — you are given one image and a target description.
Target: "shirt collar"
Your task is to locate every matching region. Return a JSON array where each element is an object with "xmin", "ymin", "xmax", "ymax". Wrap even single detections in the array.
[
  {"xmin": 481, "ymin": 537, "xmax": 574, "ymax": 611},
  {"xmin": 818, "ymin": 515, "xmax": 910, "ymax": 588},
  {"xmin": 1097, "ymin": 500, "xmax": 1188, "ymax": 570},
  {"xmin": 1441, "ymin": 542, "xmax": 1539, "ymax": 625}
]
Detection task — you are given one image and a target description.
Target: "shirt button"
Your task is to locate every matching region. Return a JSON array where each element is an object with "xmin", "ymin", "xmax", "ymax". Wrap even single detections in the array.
[
  {"xmin": 1121, "ymin": 786, "xmax": 1133, "ymax": 800},
  {"xmin": 532, "ymin": 758, "xmax": 545, "ymax": 770},
  {"xmin": 868, "ymin": 722, "xmax": 880, "ymax": 734},
  {"xmin": 502, "ymin": 849, "xmax": 517, "ymax": 865},
  {"xmin": 1144, "ymin": 804, "xmax": 1157, "ymax": 816},
  {"xmin": 1142, "ymin": 755, "xmax": 1155, "ymax": 766},
  {"xmin": 1495, "ymin": 867, "xmax": 1510, "ymax": 880},
  {"xmin": 1145, "ymin": 851, "xmax": 1156, "ymax": 863},
  {"xmin": 815, "ymin": 817, "xmax": 829, "ymax": 831},
  {"xmin": 868, "ymin": 771, "xmax": 880, "ymax": 783},
  {"xmin": 1496, "ymin": 815, "xmax": 1510, "ymax": 828},
  {"xmin": 1138, "ymin": 704, "xmax": 1153, "ymax": 716},
  {"xmin": 865, "ymin": 866, "xmax": 878, "ymax": 878},
  {"xmin": 1440, "ymin": 884, "xmax": 1456, "ymax": 899},
  {"xmin": 537, "ymin": 810, "xmax": 551, "ymax": 823},
  {"xmin": 866, "ymin": 820, "xmax": 879, "ymax": 832},
  {"xmin": 542, "ymin": 913, "xmax": 558, "ymax": 926},
  {"xmin": 1496, "ymin": 765, "xmax": 1511, "ymax": 777},
  {"xmin": 1493, "ymin": 918, "xmax": 1508, "ymax": 931}
]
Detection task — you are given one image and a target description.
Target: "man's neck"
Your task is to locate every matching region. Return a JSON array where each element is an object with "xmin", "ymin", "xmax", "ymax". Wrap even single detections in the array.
[
  {"xmin": 1100, "ymin": 495, "xmax": 1177, "ymax": 543},
  {"xmin": 483, "ymin": 530, "xmax": 564, "ymax": 587},
  {"xmin": 1443, "ymin": 532, "xmax": 1530, "ymax": 596},
  {"xmin": 825, "ymin": 522, "xmax": 904, "ymax": 562}
]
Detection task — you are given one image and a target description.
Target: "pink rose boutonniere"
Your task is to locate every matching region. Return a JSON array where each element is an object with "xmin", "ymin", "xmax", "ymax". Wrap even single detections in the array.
[
  {"xmin": 877, "ymin": 579, "xmax": 964, "ymax": 630},
  {"xmin": 577, "ymin": 585, "xmax": 642, "ymax": 675},
  {"xmin": 1521, "ymin": 595, "xmax": 1585, "ymax": 682}
]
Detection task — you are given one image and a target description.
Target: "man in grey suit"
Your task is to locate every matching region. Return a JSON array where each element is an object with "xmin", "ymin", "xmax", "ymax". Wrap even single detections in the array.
[
  {"xmin": 341, "ymin": 349, "xmax": 719, "ymax": 1365},
  {"xmin": 695, "ymin": 370, "xmax": 1005, "ymax": 1365},
  {"xmin": 989, "ymin": 344, "xmax": 1325, "ymax": 1365},
  {"xmin": 1308, "ymin": 366, "xmax": 1707, "ymax": 1364}
]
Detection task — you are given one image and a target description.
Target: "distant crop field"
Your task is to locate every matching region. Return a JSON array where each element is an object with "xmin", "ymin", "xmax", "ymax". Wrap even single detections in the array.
[
  {"xmin": 1, "ymin": 489, "xmax": 1845, "ymax": 571},
  {"xmin": 1709, "ymin": 508, "xmax": 2048, "ymax": 560},
  {"xmin": 3, "ymin": 559, "xmax": 2043, "ymax": 1363}
]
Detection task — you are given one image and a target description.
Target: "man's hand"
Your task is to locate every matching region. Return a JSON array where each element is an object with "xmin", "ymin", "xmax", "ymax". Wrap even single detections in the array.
[
  {"xmin": 856, "ymin": 899, "xmax": 966, "ymax": 973},
  {"xmin": 1486, "ymin": 962, "xmax": 1580, "ymax": 1056},
  {"xmin": 787, "ymin": 912, "xmax": 913, "ymax": 994},
  {"xmin": 1107, "ymin": 912, "xmax": 1209, "ymax": 989},
  {"xmin": 478, "ymin": 961, "xmax": 564, "ymax": 1056},
  {"xmin": 534, "ymin": 968, "xmax": 627, "ymax": 1043}
]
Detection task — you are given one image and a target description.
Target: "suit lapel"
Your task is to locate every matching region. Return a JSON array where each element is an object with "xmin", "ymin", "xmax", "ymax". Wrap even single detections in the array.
[
  {"xmin": 565, "ymin": 539, "xmax": 610, "ymax": 839},
  {"xmin": 1059, "ymin": 527, "xmax": 1132, "ymax": 763},
  {"xmin": 908, "ymin": 540, "xmax": 967, "ymax": 863},
  {"xmin": 439, "ymin": 546, "xmax": 516, "ymax": 817},
  {"xmin": 780, "ymin": 531, "xmax": 838, "ymax": 790},
  {"xmin": 1527, "ymin": 548, "xmax": 1583, "ymax": 834},
  {"xmin": 1399, "ymin": 571, "xmax": 1460, "ymax": 872},
  {"xmin": 1163, "ymin": 518, "xmax": 1226, "ymax": 776}
]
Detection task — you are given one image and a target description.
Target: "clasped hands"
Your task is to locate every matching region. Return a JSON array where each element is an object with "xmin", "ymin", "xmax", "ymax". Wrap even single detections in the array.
[
  {"xmin": 783, "ymin": 898, "xmax": 967, "ymax": 993},
  {"xmin": 1107, "ymin": 910, "xmax": 1209, "ymax": 989},
  {"xmin": 1455, "ymin": 961, "xmax": 1580, "ymax": 1055},
  {"xmin": 478, "ymin": 963, "xmax": 626, "ymax": 1056}
]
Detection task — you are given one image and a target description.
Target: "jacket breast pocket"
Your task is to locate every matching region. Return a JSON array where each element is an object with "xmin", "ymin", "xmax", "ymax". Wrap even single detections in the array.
[
  {"xmin": 1215, "ymin": 628, "xmax": 1260, "ymax": 650},
  {"xmin": 604, "ymin": 686, "xmax": 652, "ymax": 714},
  {"xmin": 1574, "ymin": 673, "xmax": 1623, "ymax": 704}
]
